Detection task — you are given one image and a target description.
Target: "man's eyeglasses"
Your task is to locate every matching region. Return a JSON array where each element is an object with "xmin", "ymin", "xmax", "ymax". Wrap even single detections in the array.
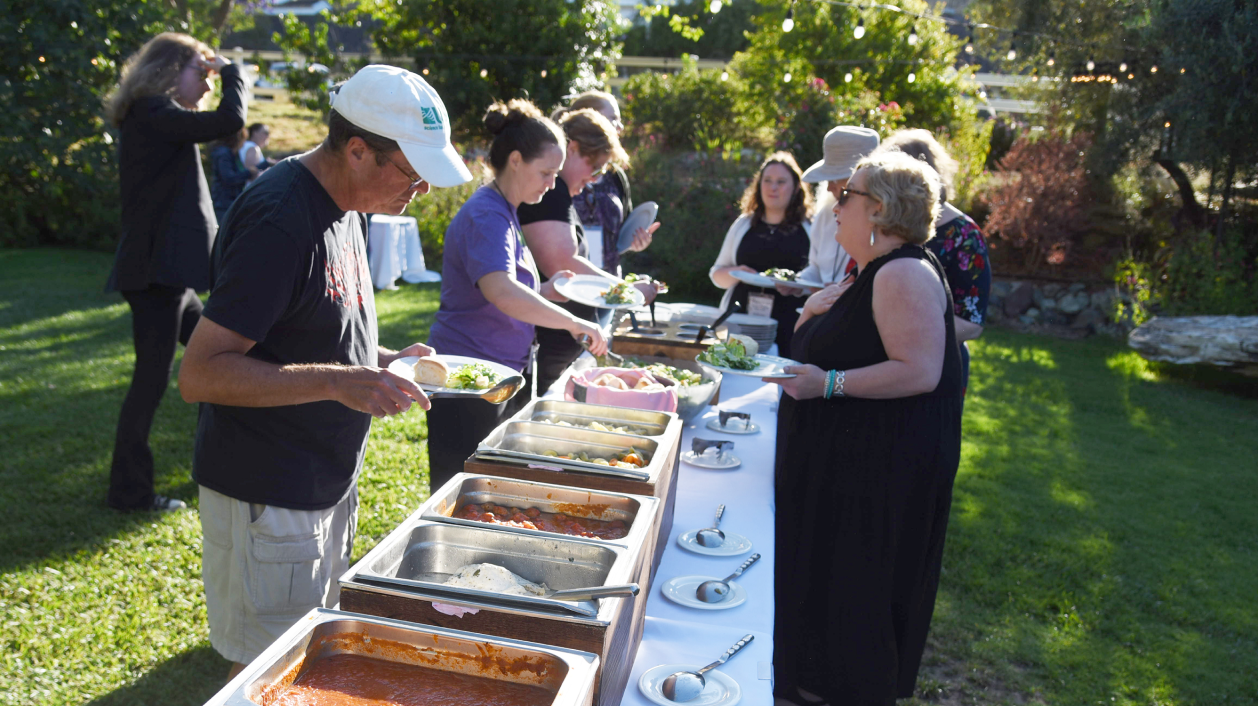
[
  {"xmin": 838, "ymin": 187, "xmax": 874, "ymax": 207},
  {"xmin": 383, "ymin": 152, "xmax": 426, "ymax": 191}
]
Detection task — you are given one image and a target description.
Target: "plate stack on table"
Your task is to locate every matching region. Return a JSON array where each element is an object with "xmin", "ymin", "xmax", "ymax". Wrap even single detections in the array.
[
  {"xmin": 664, "ymin": 303, "xmax": 778, "ymax": 354},
  {"xmin": 339, "ymin": 473, "xmax": 659, "ymax": 706},
  {"xmin": 202, "ymin": 608, "xmax": 601, "ymax": 706}
]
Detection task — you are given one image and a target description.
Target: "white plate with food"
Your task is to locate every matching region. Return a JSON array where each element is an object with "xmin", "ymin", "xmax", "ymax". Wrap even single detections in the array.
[
  {"xmin": 387, "ymin": 354, "xmax": 517, "ymax": 393},
  {"xmin": 661, "ymin": 575, "xmax": 748, "ymax": 610},
  {"xmin": 681, "ymin": 450, "xmax": 742, "ymax": 470},
  {"xmin": 704, "ymin": 417, "xmax": 760, "ymax": 435},
  {"xmin": 677, "ymin": 530, "xmax": 753, "ymax": 557},
  {"xmin": 697, "ymin": 347, "xmax": 798, "ymax": 379},
  {"xmin": 639, "ymin": 664, "xmax": 741, "ymax": 706},
  {"xmin": 727, "ymin": 269, "xmax": 779, "ymax": 289},
  {"xmin": 553, "ymin": 274, "xmax": 646, "ymax": 309}
]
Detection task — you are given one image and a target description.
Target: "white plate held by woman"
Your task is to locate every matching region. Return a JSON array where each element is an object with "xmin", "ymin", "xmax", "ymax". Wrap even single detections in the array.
[
  {"xmin": 661, "ymin": 575, "xmax": 748, "ymax": 610},
  {"xmin": 387, "ymin": 354, "xmax": 518, "ymax": 394},
  {"xmin": 727, "ymin": 269, "xmax": 778, "ymax": 289},
  {"xmin": 677, "ymin": 530, "xmax": 753, "ymax": 557},
  {"xmin": 639, "ymin": 664, "xmax": 741, "ymax": 706},
  {"xmin": 697, "ymin": 353, "xmax": 798, "ymax": 379},
  {"xmin": 553, "ymin": 274, "xmax": 646, "ymax": 309}
]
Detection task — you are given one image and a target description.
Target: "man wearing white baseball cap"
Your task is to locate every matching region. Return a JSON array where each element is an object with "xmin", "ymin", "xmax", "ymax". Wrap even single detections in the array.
[
  {"xmin": 178, "ymin": 64, "xmax": 471, "ymax": 679},
  {"xmin": 786, "ymin": 126, "xmax": 880, "ymax": 292}
]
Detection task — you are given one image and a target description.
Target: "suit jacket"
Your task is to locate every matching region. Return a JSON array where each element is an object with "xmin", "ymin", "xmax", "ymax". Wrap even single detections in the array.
[{"xmin": 106, "ymin": 63, "xmax": 246, "ymax": 292}]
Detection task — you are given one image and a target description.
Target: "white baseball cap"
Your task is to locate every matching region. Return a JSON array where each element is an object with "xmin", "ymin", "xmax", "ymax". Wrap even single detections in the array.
[
  {"xmin": 330, "ymin": 65, "xmax": 473, "ymax": 188},
  {"xmin": 801, "ymin": 126, "xmax": 881, "ymax": 183}
]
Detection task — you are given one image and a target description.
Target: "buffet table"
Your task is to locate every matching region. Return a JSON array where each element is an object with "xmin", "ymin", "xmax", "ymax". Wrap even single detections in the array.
[{"xmin": 605, "ymin": 374, "xmax": 780, "ymax": 705}]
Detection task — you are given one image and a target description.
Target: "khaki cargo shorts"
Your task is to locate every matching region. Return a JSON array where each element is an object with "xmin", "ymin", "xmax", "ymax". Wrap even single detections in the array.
[{"xmin": 199, "ymin": 484, "xmax": 357, "ymax": 665}]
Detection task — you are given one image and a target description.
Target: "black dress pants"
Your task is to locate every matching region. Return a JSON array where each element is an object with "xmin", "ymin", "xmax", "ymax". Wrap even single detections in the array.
[
  {"xmin": 108, "ymin": 285, "xmax": 202, "ymax": 510},
  {"xmin": 425, "ymin": 372, "xmax": 532, "ymax": 493}
]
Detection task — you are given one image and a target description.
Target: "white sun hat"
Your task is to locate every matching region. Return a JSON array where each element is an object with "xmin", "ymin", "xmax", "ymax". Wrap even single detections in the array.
[
  {"xmin": 330, "ymin": 64, "xmax": 473, "ymax": 188},
  {"xmin": 801, "ymin": 126, "xmax": 881, "ymax": 183}
]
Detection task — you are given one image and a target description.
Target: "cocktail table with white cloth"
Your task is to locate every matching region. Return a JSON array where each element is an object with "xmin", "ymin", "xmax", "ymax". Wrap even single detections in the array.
[{"xmin": 367, "ymin": 214, "xmax": 441, "ymax": 290}]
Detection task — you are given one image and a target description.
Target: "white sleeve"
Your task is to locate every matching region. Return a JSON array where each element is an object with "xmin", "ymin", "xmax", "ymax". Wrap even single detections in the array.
[{"xmin": 708, "ymin": 215, "xmax": 751, "ymax": 289}]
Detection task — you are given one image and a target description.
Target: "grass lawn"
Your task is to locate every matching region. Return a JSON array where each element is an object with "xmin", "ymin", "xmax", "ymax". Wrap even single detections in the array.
[{"xmin": 1, "ymin": 248, "xmax": 1255, "ymax": 706}]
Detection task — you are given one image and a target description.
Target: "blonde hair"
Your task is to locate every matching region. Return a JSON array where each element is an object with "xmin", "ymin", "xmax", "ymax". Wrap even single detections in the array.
[
  {"xmin": 877, "ymin": 128, "xmax": 958, "ymax": 203},
  {"xmin": 739, "ymin": 151, "xmax": 813, "ymax": 227},
  {"xmin": 552, "ymin": 107, "xmax": 629, "ymax": 168},
  {"xmin": 567, "ymin": 90, "xmax": 617, "ymax": 115},
  {"xmin": 854, "ymin": 151, "xmax": 942, "ymax": 245},
  {"xmin": 105, "ymin": 33, "xmax": 213, "ymax": 126}
]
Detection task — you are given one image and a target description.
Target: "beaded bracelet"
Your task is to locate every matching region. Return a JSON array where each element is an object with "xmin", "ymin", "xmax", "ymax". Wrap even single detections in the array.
[{"xmin": 823, "ymin": 369, "xmax": 836, "ymax": 400}]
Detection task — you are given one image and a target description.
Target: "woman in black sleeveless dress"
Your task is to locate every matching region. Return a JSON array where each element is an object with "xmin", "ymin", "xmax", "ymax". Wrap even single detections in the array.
[{"xmin": 769, "ymin": 152, "xmax": 963, "ymax": 706}]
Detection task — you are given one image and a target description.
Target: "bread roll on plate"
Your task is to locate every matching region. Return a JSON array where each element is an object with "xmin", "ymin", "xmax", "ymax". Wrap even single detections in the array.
[{"xmin": 413, "ymin": 357, "xmax": 450, "ymax": 387}]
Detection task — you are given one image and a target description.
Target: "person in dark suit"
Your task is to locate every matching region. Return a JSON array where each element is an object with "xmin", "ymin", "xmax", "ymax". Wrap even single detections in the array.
[{"xmin": 102, "ymin": 32, "xmax": 246, "ymax": 512}]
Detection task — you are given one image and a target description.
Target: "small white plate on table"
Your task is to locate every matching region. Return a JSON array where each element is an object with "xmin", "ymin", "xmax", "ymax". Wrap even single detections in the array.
[
  {"xmin": 639, "ymin": 664, "xmax": 741, "ymax": 706},
  {"xmin": 697, "ymin": 354, "xmax": 798, "ymax": 379},
  {"xmin": 681, "ymin": 450, "xmax": 741, "ymax": 470},
  {"xmin": 705, "ymin": 417, "xmax": 760, "ymax": 435},
  {"xmin": 387, "ymin": 354, "xmax": 518, "ymax": 394},
  {"xmin": 677, "ymin": 530, "xmax": 753, "ymax": 556},
  {"xmin": 661, "ymin": 575, "xmax": 748, "ymax": 610},
  {"xmin": 553, "ymin": 274, "xmax": 646, "ymax": 309},
  {"xmin": 728, "ymin": 269, "xmax": 778, "ymax": 289}
]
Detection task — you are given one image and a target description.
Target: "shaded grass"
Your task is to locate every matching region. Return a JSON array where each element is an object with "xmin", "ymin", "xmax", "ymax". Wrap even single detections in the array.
[{"xmin": 1, "ymin": 249, "xmax": 1256, "ymax": 705}]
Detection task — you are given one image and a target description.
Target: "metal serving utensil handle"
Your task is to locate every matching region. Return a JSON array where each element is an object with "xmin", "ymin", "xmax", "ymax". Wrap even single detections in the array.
[
  {"xmin": 548, "ymin": 583, "xmax": 640, "ymax": 601},
  {"xmin": 697, "ymin": 634, "xmax": 755, "ymax": 675},
  {"xmin": 722, "ymin": 552, "xmax": 761, "ymax": 582},
  {"xmin": 712, "ymin": 504, "xmax": 725, "ymax": 529}
]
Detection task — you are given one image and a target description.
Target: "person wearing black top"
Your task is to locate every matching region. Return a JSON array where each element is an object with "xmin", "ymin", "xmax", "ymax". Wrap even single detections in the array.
[
  {"xmin": 102, "ymin": 33, "xmax": 246, "ymax": 512},
  {"xmin": 210, "ymin": 128, "xmax": 256, "ymax": 223},
  {"xmin": 518, "ymin": 108, "xmax": 659, "ymax": 395},
  {"xmin": 768, "ymin": 152, "xmax": 962, "ymax": 706},
  {"xmin": 709, "ymin": 152, "xmax": 813, "ymax": 358}
]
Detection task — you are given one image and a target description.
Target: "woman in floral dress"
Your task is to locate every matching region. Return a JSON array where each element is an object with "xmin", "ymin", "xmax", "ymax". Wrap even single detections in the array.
[{"xmin": 877, "ymin": 130, "xmax": 991, "ymax": 395}]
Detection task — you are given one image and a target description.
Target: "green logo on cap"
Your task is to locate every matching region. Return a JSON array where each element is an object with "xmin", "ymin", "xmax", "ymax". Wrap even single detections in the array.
[{"xmin": 420, "ymin": 106, "xmax": 443, "ymax": 131}]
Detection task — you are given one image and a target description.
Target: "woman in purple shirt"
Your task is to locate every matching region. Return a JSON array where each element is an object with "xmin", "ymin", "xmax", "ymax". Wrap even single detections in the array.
[{"xmin": 425, "ymin": 99, "xmax": 608, "ymax": 491}]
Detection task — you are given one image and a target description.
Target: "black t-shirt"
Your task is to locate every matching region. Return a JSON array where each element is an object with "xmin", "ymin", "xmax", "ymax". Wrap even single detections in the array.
[
  {"xmin": 517, "ymin": 176, "xmax": 596, "ymax": 322},
  {"xmin": 193, "ymin": 157, "xmax": 378, "ymax": 510}
]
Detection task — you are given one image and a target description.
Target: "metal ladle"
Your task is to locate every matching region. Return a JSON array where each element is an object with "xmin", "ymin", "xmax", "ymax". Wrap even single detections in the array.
[
  {"xmin": 695, "ymin": 504, "xmax": 726, "ymax": 548},
  {"xmin": 695, "ymin": 553, "xmax": 760, "ymax": 604},
  {"xmin": 660, "ymin": 634, "xmax": 755, "ymax": 702},
  {"xmin": 428, "ymin": 374, "xmax": 524, "ymax": 405}
]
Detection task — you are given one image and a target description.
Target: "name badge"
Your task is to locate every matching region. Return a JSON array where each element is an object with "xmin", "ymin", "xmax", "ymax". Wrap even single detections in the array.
[
  {"xmin": 748, "ymin": 292, "xmax": 774, "ymax": 319},
  {"xmin": 584, "ymin": 226, "xmax": 604, "ymax": 271}
]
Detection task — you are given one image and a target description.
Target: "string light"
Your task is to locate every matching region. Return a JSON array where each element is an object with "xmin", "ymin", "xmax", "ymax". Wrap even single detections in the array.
[
  {"xmin": 1180, "ymin": 67, "xmax": 1185, "ymax": 74},
  {"xmin": 907, "ymin": 71, "xmax": 916, "ymax": 83},
  {"xmin": 540, "ymin": 69, "xmax": 547, "ymax": 78},
  {"xmin": 1127, "ymin": 73, "xmax": 1134, "ymax": 79},
  {"xmin": 1047, "ymin": 51, "xmax": 1055, "ymax": 67},
  {"xmin": 783, "ymin": 71, "xmax": 793, "ymax": 82},
  {"xmin": 1086, "ymin": 58, "xmax": 1095, "ymax": 71},
  {"xmin": 964, "ymin": 33, "xmax": 974, "ymax": 54},
  {"xmin": 709, "ymin": 0, "xmax": 722, "ymax": 13},
  {"xmin": 1119, "ymin": 61, "xmax": 1127, "ymax": 72},
  {"xmin": 844, "ymin": 71, "xmax": 853, "ymax": 82},
  {"xmin": 853, "ymin": 17, "xmax": 865, "ymax": 39},
  {"xmin": 782, "ymin": 5, "xmax": 795, "ymax": 32},
  {"xmin": 908, "ymin": 23, "xmax": 919, "ymax": 45},
  {"xmin": 422, "ymin": 67, "xmax": 429, "ymax": 75},
  {"xmin": 479, "ymin": 68, "xmax": 488, "ymax": 78},
  {"xmin": 1006, "ymin": 41, "xmax": 1017, "ymax": 61},
  {"xmin": 1150, "ymin": 65, "xmax": 1158, "ymax": 73},
  {"xmin": 720, "ymin": 70, "xmax": 729, "ymax": 81}
]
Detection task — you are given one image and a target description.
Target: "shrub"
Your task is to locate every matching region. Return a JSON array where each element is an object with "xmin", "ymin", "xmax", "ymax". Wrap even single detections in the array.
[
  {"xmin": 621, "ymin": 59, "xmax": 755, "ymax": 153},
  {"xmin": 984, "ymin": 130, "xmax": 1094, "ymax": 274},
  {"xmin": 1116, "ymin": 227, "xmax": 1258, "ymax": 321}
]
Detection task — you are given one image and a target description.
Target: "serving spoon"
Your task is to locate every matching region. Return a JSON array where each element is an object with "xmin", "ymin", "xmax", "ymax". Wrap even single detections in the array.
[
  {"xmin": 695, "ymin": 504, "xmax": 726, "ymax": 548},
  {"xmin": 695, "ymin": 553, "xmax": 760, "ymax": 603},
  {"xmin": 427, "ymin": 374, "xmax": 524, "ymax": 404},
  {"xmin": 660, "ymin": 634, "xmax": 755, "ymax": 702}
]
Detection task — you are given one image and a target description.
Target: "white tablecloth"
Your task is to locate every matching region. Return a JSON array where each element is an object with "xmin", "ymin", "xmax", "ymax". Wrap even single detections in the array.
[
  {"xmin": 622, "ymin": 374, "xmax": 780, "ymax": 706},
  {"xmin": 367, "ymin": 215, "xmax": 439, "ymax": 290}
]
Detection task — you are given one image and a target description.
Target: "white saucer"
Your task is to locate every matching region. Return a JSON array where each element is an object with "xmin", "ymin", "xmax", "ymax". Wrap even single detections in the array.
[
  {"xmin": 681, "ymin": 450, "xmax": 741, "ymax": 470},
  {"xmin": 639, "ymin": 664, "xmax": 741, "ymax": 706},
  {"xmin": 677, "ymin": 530, "xmax": 753, "ymax": 556},
  {"xmin": 705, "ymin": 418, "xmax": 760, "ymax": 435},
  {"xmin": 661, "ymin": 575, "xmax": 748, "ymax": 610}
]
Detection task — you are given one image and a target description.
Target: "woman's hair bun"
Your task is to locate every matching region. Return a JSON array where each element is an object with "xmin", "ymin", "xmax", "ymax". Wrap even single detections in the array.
[{"xmin": 484, "ymin": 99, "xmax": 543, "ymax": 136}]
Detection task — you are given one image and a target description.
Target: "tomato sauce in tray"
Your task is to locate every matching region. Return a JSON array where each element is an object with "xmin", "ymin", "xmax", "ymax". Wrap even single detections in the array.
[
  {"xmin": 455, "ymin": 503, "xmax": 628, "ymax": 541},
  {"xmin": 269, "ymin": 653, "xmax": 554, "ymax": 706}
]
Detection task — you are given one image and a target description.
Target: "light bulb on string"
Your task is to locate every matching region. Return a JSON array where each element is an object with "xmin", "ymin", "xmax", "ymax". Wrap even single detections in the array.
[
  {"xmin": 720, "ymin": 70, "xmax": 729, "ymax": 81},
  {"xmin": 1086, "ymin": 58, "xmax": 1095, "ymax": 71},
  {"xmin": 907, "ymin": 72, "xmax": 916, "ymax": 83},
  {"xmin": 844, "ymin": 71, "xmax": 853, "ymax": 83},
  {"xmin": 964, "ymin": 34, "xmax": 974, "ymax": 54},
  {"xmin": 480, "ymin": 68, "xmax": 488, "ymax": 78},
  {"xmin": 709, "ymin": 0, "xmax": 722, "ymax": 13},
  {"xmin": 1127, "ymin": 73, "xmax": 1134, "ymax": 79},
  {"xmin": 783, "ymin": 71, "xmax": 793, "ymax": 83},
  {"xmin": 908, "ymin": 23, "xmax": 918, "ymax": 46},
  {"xmin": 1006, "ymin": 41, "xmax": 1017, "ymax": 61},
  {"xmin": 1119, "ymin": 61, "xmax": 1127, "ymax": 72},
  {"xmin": 1150, "ymin": 65, "xmax": 1158, "ymax": 73},
  {"xmin": 854, "ymin": 17, "xmax": 865, "ymax": 39},
  {"xmin": 1180, "ymin": 67, "xmax": 1185, "ymax": 74},
  {"xmin": 782, "ymin": 6, "xmax": 794, "ymax": 33},
  {"xmin": 540, "ymin": 69, "xmax": 547, "ymax": 78},
  {"xmin": 1047, "ymin": 51, "xmax": 1055, "ymax": 67},
  {"xmin": 422, "ymin": 67, "xmax": 429, "ymax": 75}
]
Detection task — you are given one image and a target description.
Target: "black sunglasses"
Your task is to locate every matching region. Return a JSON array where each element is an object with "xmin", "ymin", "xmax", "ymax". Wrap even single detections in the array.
[{"xmin": 838, "ymin": 187, "xmax": 874, "ymax": 207}]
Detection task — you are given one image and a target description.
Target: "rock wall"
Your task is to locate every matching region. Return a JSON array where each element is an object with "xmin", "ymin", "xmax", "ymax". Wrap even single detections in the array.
[{"xmin": 987, "ymin": 279, "xmax": 1133, "ymax": 336}]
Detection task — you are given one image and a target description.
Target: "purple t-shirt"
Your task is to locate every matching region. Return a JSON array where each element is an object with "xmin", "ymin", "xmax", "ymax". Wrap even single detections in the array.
[{"xmin": 429, "ymin": 186, "xmax": 538, "ymax": 371}]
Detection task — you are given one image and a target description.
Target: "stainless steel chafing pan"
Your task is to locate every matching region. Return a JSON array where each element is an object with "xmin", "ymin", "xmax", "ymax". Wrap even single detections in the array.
[
  {"xmin": 200, "ymin": 608, "xmax": 599, "ymax": 706},
  {"xmin": 421, "ymin": 473, "xmax": 659, "ymax": 549},
  {"xmin": 511, "ymin": 400, "xmax": 674, "ymax": 438},
  {"xmin": 348, "ymin": 520, "xmax": 635, "ymax": 619},
  {"xmin": 475, "ymin": 421, "xmax": 661, "ymax": 481}
]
